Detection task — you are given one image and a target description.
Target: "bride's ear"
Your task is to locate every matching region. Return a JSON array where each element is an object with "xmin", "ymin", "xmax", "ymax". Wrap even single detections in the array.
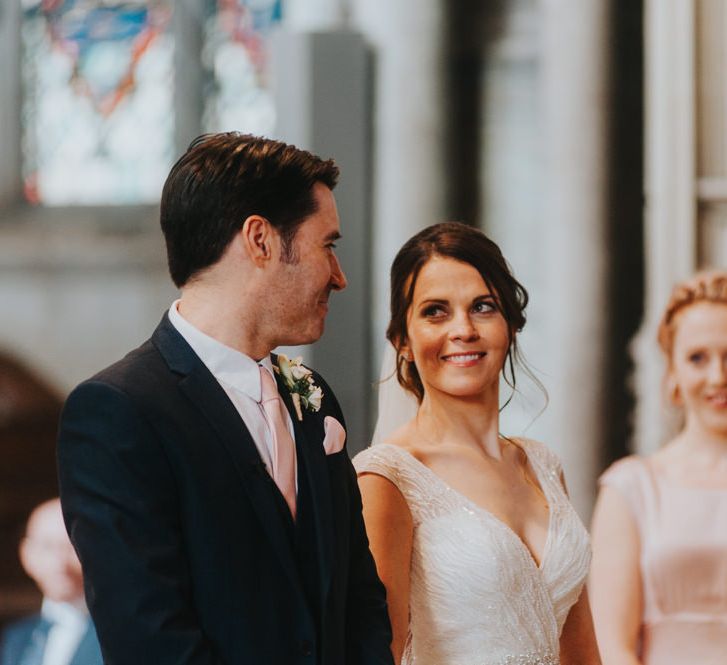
[{"xmin": 398, "ymin": 341, "xmax": 413, "ymax": 363}]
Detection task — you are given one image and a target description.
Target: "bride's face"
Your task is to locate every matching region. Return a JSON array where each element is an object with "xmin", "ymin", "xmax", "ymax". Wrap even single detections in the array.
[{"xmin": 400, "ymin": 256, "xmax": 511, "ymax": 402}]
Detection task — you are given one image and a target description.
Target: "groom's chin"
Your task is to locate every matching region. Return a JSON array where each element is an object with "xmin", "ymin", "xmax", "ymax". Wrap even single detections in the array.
[{"xmin": 281, "ymin": 321, "xmax": 326, "ymax": 347}]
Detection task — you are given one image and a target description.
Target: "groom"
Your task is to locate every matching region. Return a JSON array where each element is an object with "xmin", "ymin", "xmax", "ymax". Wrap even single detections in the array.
[{"xmin": 57, "ymin": 133, "xmax": 393, "ymax": 665}]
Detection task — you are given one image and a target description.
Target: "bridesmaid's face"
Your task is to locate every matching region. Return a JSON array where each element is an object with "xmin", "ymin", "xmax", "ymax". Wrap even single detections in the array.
[
  {"xmin": 670, "ymin": 301, "xmax": 727, "ymax": 435},
  {"xmin": 401, "ymin": 256, "xmax": 510, "ymax": 402}
]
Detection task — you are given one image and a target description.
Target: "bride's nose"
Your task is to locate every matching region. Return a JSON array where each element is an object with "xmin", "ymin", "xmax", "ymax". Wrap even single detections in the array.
[{"xmin": 449, "ymin": 311, "xmax": 479, "ymax": 342}]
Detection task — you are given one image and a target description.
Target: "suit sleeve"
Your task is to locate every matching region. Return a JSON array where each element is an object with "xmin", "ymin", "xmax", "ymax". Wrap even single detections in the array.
[
  {"xmin": 344, "ymin": 456, "xmax": 395, "ymax": 665},
  {"xmin": 317, "ymin": 379, "xmax": 394, "ymax": 665},
  {"xmin": 57, "ymin": 381, "xmax": 224, "ymax": 665}
]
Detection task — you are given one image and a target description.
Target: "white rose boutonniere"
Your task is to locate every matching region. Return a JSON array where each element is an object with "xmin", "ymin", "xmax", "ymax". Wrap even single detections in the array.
[{"xmin": 275, "ymin": 354, "xmax": 324, "ymax": 421}]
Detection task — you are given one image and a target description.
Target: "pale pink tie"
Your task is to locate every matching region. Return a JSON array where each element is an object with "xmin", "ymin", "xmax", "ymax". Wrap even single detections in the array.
[{"xmin": 259, "ymin": 366, "xmax": 297, "ymax": 519}]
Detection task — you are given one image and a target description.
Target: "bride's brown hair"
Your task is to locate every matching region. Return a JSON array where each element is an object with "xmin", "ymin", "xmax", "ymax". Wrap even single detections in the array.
[{"xmin": 387, "ymin": 222, "xmax": 530, "ymax": 403}]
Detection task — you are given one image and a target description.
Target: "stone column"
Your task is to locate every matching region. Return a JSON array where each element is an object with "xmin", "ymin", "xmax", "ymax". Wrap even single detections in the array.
[
  {"xmin": 0, "ymin": 0, "xmax": 21, "ymax": 207},
  {"xmin": 478, "ymin": 2, "xmax": 546, "ymax": 444},
  {"xmin": 350, "ymin": 0, "xmax": 448, "ymax": 366},
  {"xmin": 632, "ymin": 0, "xmax": 697, "ymax": 455},
  {"xmin": 272, "ymin": 29, "xmax": 372, "ymax": 452},
  {"xmin": 284, "ymin": 0, "xmax": 347, "ymax": 30},
  {"xmin": 538, "ymin": 0, "xmax": 611, "ymax": 518}
]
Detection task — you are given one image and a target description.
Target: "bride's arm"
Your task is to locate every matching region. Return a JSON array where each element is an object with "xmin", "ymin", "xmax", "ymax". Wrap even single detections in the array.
[
  {"xmin": 559, "ymin": 587, "xmax": 602, "ymax": 665},
  {"xmin": 358, "ymin": 473, "xmax": 413, "ymax": 665}
]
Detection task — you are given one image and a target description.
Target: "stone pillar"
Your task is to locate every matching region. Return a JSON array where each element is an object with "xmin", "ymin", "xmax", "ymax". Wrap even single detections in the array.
[
  {"xmin": 538, "ymin": 0, "xmax": 611, "ymax": 518},
  {"xmin": 173, "ymin": 0, "xmax": 204, "ymax": 152},
  {"xmin": 272, "ymin": 30, "xmax": 373, "ymax": 452},
  {"xmin": 478, "ymin": 2, "xmax": 546, "ymax": 443},
  {"xmin": 350, "ymin": 0, "xmax": 448, "ymax": 366},
  {"xmin": 632, "ymin": 0, "xmax": 697, "ymax": 455},
  {"xmin": 0, "ymin": 0, "xmax": 21, "ymax": 207},
  {"xmin": 284, "ymin": 0, "xmax": 347, "ymax": 30}
]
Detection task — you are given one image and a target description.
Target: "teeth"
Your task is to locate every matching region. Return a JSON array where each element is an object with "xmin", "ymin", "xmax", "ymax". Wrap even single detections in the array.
[{"xmin": 445, "ymin": 353, "xmax": 481, "ymax": 362}]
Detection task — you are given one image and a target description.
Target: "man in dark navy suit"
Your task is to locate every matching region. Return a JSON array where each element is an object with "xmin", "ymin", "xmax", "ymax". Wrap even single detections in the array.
[
  {"xmin": 57, "ymin": 133, "xmax": 393, "ymax": 665},
  {"xmin": 0, "ymin": 499, "xmax": 102, "ymax": 665}
]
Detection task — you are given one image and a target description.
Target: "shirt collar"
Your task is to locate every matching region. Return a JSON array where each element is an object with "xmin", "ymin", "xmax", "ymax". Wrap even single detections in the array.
[
  {"xmin": 41, "ymin": 598, "xmax": 88, "ymax": 627},
  {"xmin": 168, "ymin": 300, "xmax": 273, "ymax": 402}
]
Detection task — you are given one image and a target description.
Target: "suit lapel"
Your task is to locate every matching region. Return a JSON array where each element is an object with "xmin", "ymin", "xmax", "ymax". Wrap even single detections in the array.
[
  {"xmin": 152, "ymin": 316, "xmax": 304, "ymax": 597},
  {"xmin": 275, "ymin": 369, "xmax": 335, "ymax": 602}
]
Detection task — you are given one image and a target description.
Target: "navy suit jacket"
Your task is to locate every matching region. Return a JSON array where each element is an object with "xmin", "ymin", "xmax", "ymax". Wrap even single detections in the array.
[
  {"xmin": 57, "ymin": 314, "xmax": 393, "ymax": 665},
  {"xmin": 0, "ymin": 614, "xmax": 102, "ymax": 665}
]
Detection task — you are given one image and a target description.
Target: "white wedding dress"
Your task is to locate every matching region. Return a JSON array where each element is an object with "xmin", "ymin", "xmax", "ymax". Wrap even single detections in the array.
[{"xmin": 353, "ymin": 438, "xmax": 591, "ymax": 665}]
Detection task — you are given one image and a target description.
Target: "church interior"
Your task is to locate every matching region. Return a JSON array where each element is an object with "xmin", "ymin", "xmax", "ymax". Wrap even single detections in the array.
[{"xmin": 0, "ymin": 0, "xmax": 725, "ymax": 628}]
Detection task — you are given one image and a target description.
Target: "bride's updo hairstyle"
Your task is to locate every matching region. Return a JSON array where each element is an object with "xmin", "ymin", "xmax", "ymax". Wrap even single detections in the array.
[{"xmin": 387, "ymin": 222, "xmax": 529, "ymax": 403}]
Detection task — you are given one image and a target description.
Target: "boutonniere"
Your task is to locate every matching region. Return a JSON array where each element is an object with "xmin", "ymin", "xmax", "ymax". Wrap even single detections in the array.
[{"xmin": 274, "ymin": 354, "xmax": 323, "ymax": 421}]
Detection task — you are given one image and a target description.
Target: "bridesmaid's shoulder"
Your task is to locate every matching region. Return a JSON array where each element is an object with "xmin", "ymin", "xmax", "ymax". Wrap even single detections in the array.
[{"xmin": 599, "ymin": 454, "xmax": 652, "ymax": 491}]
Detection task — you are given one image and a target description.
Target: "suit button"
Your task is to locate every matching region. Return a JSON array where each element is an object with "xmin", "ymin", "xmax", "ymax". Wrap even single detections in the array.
[{"xmin": 299, "ymin": 640, "xmax": 313, "ymax": 657}]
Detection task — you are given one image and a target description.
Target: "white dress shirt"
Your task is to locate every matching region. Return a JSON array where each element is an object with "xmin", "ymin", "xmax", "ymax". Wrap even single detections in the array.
[
  {"xmin": 40, "ymin": 598, "xmax": 89, "ymax": 665},
  {"xmin": 168, "ymin": 301, "xmax": 297, "ymax": 483}
]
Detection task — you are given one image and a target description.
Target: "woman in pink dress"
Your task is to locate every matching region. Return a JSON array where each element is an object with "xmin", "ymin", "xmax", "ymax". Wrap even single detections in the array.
[{"xmin": 590, "ymin": 271, "xmax": 727, "ymax": 665}]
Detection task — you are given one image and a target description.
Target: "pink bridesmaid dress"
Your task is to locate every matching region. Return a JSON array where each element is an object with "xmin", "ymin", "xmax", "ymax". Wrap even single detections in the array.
[{"xmin": 600, "ymin": 456, "xmax": 727, "ymax": 664}]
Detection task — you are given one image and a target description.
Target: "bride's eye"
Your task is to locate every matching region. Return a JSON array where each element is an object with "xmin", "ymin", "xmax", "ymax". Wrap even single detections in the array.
[
  {"xmin": 422, "ymin": 304, "xmax": 446, "ymax": 318},
  {"xmin": 472, "ymin": 299, "xmax": 496, "ymax": 314}
]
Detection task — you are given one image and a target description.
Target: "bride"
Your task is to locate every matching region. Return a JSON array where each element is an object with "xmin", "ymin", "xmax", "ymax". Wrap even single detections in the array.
[{"xmin": 353, "ymin": 223, "xmax": 601, "ymax": 665}]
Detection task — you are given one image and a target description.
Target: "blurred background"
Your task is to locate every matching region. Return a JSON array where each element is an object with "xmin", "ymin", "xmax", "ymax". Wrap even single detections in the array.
[{"xmin": 0, "ymin": 0, "xmax": 725, "ymax": 627}]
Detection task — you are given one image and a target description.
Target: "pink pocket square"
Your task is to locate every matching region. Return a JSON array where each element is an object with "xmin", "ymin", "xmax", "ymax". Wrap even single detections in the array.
[{"xmin": 323, "ymin": 416, "xmax": 346, "ymax": 455}]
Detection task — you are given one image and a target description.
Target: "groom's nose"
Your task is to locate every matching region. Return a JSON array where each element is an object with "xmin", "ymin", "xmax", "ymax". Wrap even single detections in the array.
[{"xmin": 330, "ymin": 253, "xmax": 347, "ymax": 291}]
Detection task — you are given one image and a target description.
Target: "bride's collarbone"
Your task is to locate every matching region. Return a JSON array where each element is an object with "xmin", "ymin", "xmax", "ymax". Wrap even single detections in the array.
[{"xmin": 400, "ymin": 442, "xmax": 551, "ymax": 540}]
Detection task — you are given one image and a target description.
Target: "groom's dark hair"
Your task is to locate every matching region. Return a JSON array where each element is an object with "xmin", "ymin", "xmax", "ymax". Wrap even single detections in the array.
[{"xmin": 160, "ymin": 133, "xmax": 339, "ymax": 287}]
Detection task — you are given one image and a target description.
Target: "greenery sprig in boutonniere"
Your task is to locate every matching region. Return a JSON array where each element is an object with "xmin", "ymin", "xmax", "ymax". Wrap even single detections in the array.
[{"xmin": 274, "ymin": 354, "xmax": 323, "ymax": 421}]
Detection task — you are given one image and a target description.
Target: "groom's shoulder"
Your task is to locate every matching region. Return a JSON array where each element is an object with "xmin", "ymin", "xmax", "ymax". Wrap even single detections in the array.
[{"xmin": 77, "ymin": 335, "xmax": 168, "ymax": 399}]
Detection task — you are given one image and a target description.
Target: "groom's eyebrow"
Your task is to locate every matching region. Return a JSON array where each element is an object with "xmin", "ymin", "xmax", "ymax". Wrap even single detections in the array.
[{"xmin": 325, "ymin": 231, "xmax": 342, "ymax": 241}]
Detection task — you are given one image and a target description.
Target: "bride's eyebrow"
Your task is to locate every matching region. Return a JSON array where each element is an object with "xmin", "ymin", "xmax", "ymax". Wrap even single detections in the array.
[{"xmin": 418, "ymin": 298, "xmax": 448, "ymax": 306}]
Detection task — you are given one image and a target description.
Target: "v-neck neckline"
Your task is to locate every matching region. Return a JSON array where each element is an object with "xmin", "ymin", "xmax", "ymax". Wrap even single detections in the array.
[{"xmin": 378, "ymin": 441, "xmax": 555, "ymax": 571}]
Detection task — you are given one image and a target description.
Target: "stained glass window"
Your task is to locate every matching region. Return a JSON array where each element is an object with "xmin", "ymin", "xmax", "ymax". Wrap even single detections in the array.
[
  {"xmin": 20, "ymin": 0, "xmax": 282, "ymax": 207},
  {"xmin": 21, "ymin": 0, "xmax": 175, "ymax": 205},
  {"xmin": 202, "ymin": 0, "xmax": 282, "ymax": 135}
]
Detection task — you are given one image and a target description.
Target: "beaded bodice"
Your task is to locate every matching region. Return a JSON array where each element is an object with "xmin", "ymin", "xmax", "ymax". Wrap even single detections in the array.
[{"xmin": 353, "ymin": 439, "xmax": 591, "ymax": 665}]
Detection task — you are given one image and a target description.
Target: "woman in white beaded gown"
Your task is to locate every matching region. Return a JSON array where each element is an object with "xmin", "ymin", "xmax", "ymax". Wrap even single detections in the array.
[{"xmin": 353, "ymin": 223, "xmax": 601, "ymax": 665}]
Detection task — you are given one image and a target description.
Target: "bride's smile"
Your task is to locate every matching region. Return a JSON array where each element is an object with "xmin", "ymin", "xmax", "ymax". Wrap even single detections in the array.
[{"xmin": 440, "ymin": 351, "xmax": 486, "ymax": 365}]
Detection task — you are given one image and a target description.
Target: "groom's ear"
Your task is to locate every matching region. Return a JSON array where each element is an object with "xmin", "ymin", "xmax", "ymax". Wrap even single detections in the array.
[{"xmin": 240, "ymin": 215, "xmax": 276, "ymax": 267}]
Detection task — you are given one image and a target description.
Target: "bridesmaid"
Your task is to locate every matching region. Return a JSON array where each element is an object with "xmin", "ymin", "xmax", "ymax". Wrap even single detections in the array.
[{"xmin": 590, "ymin": 271, "xmax": 727, "ymax": 665}]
